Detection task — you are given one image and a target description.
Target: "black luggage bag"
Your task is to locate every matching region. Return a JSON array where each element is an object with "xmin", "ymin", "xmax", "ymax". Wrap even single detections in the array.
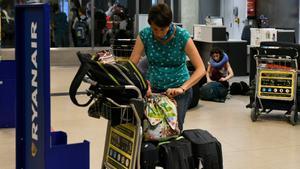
[
  {"xmin": 158, "ymin": 137, "xmax": 194, "ymax": 169},
  {"xmin": 182, "ymin": 129, "xmax": 223, "ymax": 169},
  {"xmin": 140, "ymin": 142, "xmax": 159, "ymax": 169}
]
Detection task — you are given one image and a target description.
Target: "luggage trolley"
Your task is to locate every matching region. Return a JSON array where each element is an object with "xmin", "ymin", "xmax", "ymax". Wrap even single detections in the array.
[
  {"xmin": 82, "ymin": 82, "xmax": 144, "ymax": 169},
  {"xmin": 99, "ymin": 40, "xmax": 143, "ymax": 169},
  {"xmin": 94, "ymin": 86, "xmax": 144, "ymax": 169},
  {"xmin": 251, "ymin": 45, "xmax": 299, "ymax": 125},
  {"xmin": 70, "ymin": 40, "xmax": 145, "ymax": 169}
]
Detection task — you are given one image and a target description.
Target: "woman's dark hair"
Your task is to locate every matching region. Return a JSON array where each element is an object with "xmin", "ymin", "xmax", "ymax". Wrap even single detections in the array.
[
  {"xmin": 210, "ymin": 47, "xmax": 224, "ymax": 61},
  {"xmin": 148, "ymin": 3, "xmax": 172, "ymax": 27}
]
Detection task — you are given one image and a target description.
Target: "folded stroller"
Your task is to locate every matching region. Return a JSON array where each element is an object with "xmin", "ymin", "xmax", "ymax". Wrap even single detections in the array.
[{"xmin": 70, "ymin": 52, "xmax": 147, "ymax": 104}]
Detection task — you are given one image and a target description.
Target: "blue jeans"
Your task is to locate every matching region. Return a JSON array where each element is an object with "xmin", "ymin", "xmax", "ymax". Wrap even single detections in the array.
[
  {"xmin": 152, "ymin": 88, "xmax": 193, "ymax": 130},
  {"xmin": 174, "ymin": 88, "xmax": 193, "ymax": 130}
]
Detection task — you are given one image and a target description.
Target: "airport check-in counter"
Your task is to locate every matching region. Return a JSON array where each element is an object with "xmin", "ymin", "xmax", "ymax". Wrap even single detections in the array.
[{"xmin": 193, "ymin": 25, "xmax": 247, "ymax": 76}]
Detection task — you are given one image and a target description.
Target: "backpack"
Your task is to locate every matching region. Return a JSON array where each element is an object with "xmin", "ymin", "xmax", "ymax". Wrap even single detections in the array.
[
  {"xmin": 230, "ymin": 81, "xmax": 250, "ymax": 95},
  {"xmin": 199, "ymin": 82, "xmax": 228, "ymax": 102},
  {"xmin": 69, "ymin": 52, "xmax": 148, "ymax": 107},
  {"xmin": 75, "ymin": 17, "xmax": 89, "ymax": 40}
]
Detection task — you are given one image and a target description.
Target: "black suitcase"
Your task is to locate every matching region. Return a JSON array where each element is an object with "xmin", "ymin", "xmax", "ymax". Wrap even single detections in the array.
[
  {"xmin": 140, "ymin": 142, "xmax": 159, "ymax": 169},
  {"xmin": 158, "ymin": 137, "xmax": 194, "ymax": 169},
  {"xmin": 182, "ymin": 129, "xmax": 223, "ymax": 169}
]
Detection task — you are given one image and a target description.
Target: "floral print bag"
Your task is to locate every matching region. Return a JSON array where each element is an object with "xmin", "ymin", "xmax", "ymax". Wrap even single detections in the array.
[{"xmin": 143, "ymin": 94, "xmax": 180, "ymax": 141}]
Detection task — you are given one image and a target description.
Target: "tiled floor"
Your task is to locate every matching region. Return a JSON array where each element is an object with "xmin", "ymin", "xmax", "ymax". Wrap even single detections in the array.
[{"xmin": 1, "ymin": 66, "xmax": 300, "ymax": 169}]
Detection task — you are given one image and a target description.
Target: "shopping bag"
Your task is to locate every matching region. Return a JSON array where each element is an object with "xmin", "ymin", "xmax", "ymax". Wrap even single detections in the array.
[{"xmin": 143, "ymin": 94, "xmax": 180, "ymax": 141}]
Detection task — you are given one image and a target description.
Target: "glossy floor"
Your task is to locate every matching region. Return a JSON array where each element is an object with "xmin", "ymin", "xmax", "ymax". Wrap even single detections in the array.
[{"xmin": 1, "ymin": 67, "xmax": 300, "ymax": 169}]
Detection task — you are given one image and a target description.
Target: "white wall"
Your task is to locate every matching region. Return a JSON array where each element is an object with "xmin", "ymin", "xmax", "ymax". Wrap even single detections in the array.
[
  {"xmin": 180, "ymin": 0, "xmax": 246, "ymax": 39},
  {"xmin": 180, "ymin": 0, "xmax": 199, "ymax": 34},
  {"xmin": 221, "ymin": 0, "xmax": 247, "ymax": 40}
]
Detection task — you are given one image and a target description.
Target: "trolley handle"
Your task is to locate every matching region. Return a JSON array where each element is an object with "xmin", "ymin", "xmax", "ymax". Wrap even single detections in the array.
[
  {"xmin": 104, "ymin": 97, "xmax": 132, "ymax": 108},
  {"xmin": 254, "ymin": 54, "xmax": 294, "ymax": 59},
  {"xmin": 98, "ymin": 84, "xmax": 142, "ymax": 99},
  {"xmin": 113, "ymin": 38, "xmax": 136, "ymax": 42},
  {"xmin": 112, "ymin": 39, "xmax": 136, "ymax": 46},
  {"xmin": 256, "ymin": 46, "xmax": 299, "ymax": 59}
]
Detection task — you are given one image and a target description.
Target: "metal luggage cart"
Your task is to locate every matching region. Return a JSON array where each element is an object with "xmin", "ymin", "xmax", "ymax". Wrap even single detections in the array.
[
  {"xmin": 251, "ymin": 46, "xmax": 299, "ymax": 125},
  {"xmin": 111, "ymin": 39, "xmax": 136, "ymax": 59},
  {"xmin": 85, "ymin": 83, "xmax": 144, "ymax": 169},
  {"xmin": 102, "ymin": 86, "xmax": 144, "ymax": 169},
  {"xmin": 92, "ymin": 43, "xmax": 143, "ymax": 169}
]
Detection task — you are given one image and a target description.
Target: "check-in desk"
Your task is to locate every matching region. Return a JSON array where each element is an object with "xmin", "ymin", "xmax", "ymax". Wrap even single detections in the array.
[{"xmin": 193, "ymin": 39, "xmax": 248, "ymax": 76}]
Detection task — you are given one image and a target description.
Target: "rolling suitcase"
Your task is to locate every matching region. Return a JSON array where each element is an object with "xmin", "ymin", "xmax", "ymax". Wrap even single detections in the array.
[
  {"xmin": 182, "ymin": 129, "xmax": 223, "ymax": 169},
  {"xmin": 158, "ymin": 137, "xmax": 194, "ymax": 169},
  {"xmin": 140, "ymin": 142, "xmax": 159, "ymax": 169}
]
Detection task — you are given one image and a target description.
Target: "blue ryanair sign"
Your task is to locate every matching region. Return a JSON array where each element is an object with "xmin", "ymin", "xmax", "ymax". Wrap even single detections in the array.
[
  {"xmin": 30, "ymin": 21, "xmax": 39, "ymax": 157},
  {"xmin": 16, "ymin": 3, "xmax": 90, "ymax": 169},
  {"xmin": 15, "ymin": 3, "xmax": 50, "ymax": 169}
]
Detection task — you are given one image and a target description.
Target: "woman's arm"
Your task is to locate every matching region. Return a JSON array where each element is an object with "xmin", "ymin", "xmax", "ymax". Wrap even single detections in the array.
[
  {"xmin": 219, "ymin": 62, "xmax": 234, "ymax": 81},
  {"xmin": 181, "ymin": 38, "xmax": 206, "ymax": 90},
  {"xmin": 129, "ymin": 35, "xmax": 144, "ymax": 64},
  {"xmin": 166, "ymin": 38, "xmax": 206, "ymax": 97},
  {"xmin": 130, "ymin": 36, "xmax": 152, "ymax": 97}
]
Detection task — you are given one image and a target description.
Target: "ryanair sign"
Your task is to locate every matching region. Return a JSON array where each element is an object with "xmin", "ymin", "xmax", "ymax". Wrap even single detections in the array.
[
  {"xmin": 31, "ymin": 21, "xmax": 39, "ymax": 157},
  {"xmin": 16, "ymin": 4, "xmax": 90, "ymax": 169},
  {"xmin": 16, "ymin": 4, "xmax": 50, "ymax": 169}
]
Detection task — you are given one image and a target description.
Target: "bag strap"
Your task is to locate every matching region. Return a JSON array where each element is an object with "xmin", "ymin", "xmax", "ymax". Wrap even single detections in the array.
[{"xmin": 69, "ymin": 53, "xmax": 94, "ymax": 107}]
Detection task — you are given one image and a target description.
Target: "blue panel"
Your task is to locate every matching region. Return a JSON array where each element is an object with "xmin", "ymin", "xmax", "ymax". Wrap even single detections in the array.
[
  {"xmin": 0, "ymin": 60, "xmax": 16, "ymax": 78},
  {"xmin": 0, "ymin": 78, "xmax": 16, "ymax": 127},
  {"xmin": 48, "ymin": 132, "xmax": 90, "ymax": 169},
  {"xmin": 0, "ymin": 60, "xmax": 16, "ymax": 128},
  {"xmin": 47, "ymin": 141, "xmax": 90, "ymax": 169},
  {"xmin": 51, "ymin": 131, "xmax": 67, "ymax": 146}
]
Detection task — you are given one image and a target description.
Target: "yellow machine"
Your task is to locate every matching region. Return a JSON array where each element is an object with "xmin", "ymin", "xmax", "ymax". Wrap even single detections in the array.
[
  {"xmin": 100, "ymin": 96, "xmax": 143, "ymax": 169},
  {"xmin": 104, "ymin": 123, "xmax": 137, "ymax": 169},
  {"xmin": 257, "ymin": 70, "xmax": 296, "ymax": 101}
]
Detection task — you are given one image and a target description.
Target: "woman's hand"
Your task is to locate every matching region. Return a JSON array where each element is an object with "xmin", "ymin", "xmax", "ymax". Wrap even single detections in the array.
[
  {"xmin": 219, "ymin": 77, "xmax": 227, "ymax": 81},
  {"xmin": 166, "ymin": 87, "xmax": 185, "ymax": 98},
  {"xmin": 146, "ymin": 80, "xmax": 152, "ymax": 97}
]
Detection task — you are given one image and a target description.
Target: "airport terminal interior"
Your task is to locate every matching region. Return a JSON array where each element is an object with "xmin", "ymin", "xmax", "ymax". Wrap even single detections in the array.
[{"xmin": 1, "ymin": 0, "xmax": 300, "ymax": 169}]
